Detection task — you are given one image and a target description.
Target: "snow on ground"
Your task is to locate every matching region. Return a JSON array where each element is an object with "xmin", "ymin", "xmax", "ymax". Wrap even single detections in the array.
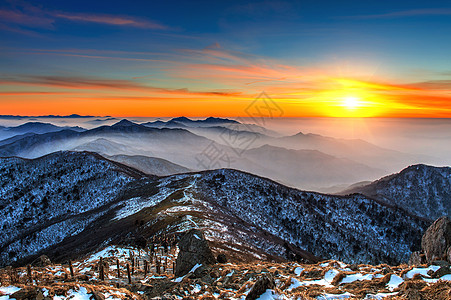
[
  {"xmin": 364, "ymin": 292, "xmax": 399, "ymax": 299},
  {"xmin": 0, "ymin": 286, "xmax": 21, "ymax": 299},
  {"xmin": 256, "ymin": 289, "xmax": 289, "ymax": 300},
  {"xmin": 85, "ymin": 245, "xmax": 132, "ymax": 262},
  {"xmin": 387, "ymin": 274, "xmax": 404, "ymax": 290},
  {"xmin": 404, "ymin": 265, "xmax": 440, "ymax": 279},
  {"xmin": 294, "ymin": 266, "xmax": 303, "ymax": 276},
  {"xmin": 340, "ymin": 272, "xmax": 374, "ymax": 284},
  {"xmin": 317, "ymin": 292, "xmax": 354, "ymax": 299},
  {"xmin": 288, "ymin": 269, "xmax": 339, "ymax": 290}
]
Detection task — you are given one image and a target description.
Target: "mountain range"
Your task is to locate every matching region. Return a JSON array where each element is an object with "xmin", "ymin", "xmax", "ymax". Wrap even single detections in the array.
[
  {"xmin": 0, "ymin": 151, "xmax": 430, "ymax": 268},
  {"xmin": 0, "ymin": 117, "xmax": 437, "ymax": 191}
]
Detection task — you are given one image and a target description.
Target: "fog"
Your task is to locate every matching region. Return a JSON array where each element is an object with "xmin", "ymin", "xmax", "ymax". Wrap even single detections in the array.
[{"xmin": 1, "ymin": 116, "xmax": 450, "ymax": 192}]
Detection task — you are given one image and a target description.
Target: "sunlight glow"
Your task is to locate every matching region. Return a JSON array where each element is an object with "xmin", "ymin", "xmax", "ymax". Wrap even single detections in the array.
[{"xmin": 343, "ymin": 96, "xmax": 360, "ymax": 110}]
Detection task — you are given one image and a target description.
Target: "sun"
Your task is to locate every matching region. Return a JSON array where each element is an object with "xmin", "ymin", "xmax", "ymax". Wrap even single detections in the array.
[{"xmin": 343, "ymin": 96, "xmax": 360, "ymax": 110}]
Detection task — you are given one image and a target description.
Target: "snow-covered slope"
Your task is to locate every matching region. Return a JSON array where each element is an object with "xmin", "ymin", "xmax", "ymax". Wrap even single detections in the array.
[
  {"xmin": 0, "ymin": 151, "xmax": 146, "ymax": 266},
  {"xmin": 193, "ymin": 170, "xmax": 427, "ymax": 265},
  {"xmin": 0, "ymin": 152, "xmax": 429, "ymax": 268},
  {"xmin": 339, "ymin": 164, "xmax": 451, "ymax": 221}
]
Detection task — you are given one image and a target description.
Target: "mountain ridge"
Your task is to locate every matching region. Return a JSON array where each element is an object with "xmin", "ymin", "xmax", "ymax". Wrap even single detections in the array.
[
  {"xmin": 339, "ymin": 164, "xmax": 451, "ymax": 221},
  {"xmin": 0, "ymin": 151, "xmax": 429, "ymax": 267}
]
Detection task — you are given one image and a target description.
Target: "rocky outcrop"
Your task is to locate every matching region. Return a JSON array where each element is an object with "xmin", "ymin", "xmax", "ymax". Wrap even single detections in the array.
[
  {"xmin": 409, "ymin": 216, "xmax": 451, "ymax": 265},
  {"xmin": 421, "ymin": 216, "xmax": 451, "ymax": 264},
  {"xmin": 408, "ymin": 251, "xmax": 426, "ymax": 266},
  {"xmin": 246, "ymin": 273, "xmax": 276, "ymax": 300},
  {"xmin": 217, "ymin": 253, "xmax": 227, "ymax": 263},
  {"xmin": 174, "ymin": 229, "xmax": 216, "ymax": 277},
  {"xmin": 31, "ymin": 255, "xmax": 52, "ymax": 267}
]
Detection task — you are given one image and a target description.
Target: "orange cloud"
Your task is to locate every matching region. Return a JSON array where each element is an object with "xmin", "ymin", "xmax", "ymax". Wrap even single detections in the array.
[{"xmin": 2, "ymin": 46, "xmax": 451, "ymax": 117}]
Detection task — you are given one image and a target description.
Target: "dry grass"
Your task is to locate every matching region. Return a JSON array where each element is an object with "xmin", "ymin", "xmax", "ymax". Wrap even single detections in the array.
[{"xmin": 3, "ymin": 254, "xmax": 451, "ymax": 299}]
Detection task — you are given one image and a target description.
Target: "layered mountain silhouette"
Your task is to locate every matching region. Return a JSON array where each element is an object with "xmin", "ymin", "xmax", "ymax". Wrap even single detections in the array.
[
  {"xmin": 0, "ymin": 118, "xmax": 425, "ymax": 191},
  {"xmin": 0, "ymin": 122, "xmax": 85, "ymax": 141}
]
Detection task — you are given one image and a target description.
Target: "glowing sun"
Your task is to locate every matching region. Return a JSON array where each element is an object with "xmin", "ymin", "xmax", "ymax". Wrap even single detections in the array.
[{"xmin": 343, "ymin": 96, "xmax": 360, "ymax": 110}]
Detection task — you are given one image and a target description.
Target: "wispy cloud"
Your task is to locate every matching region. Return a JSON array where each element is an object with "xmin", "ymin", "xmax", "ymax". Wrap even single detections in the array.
[
  {"xmin": 0, "ymin": 75, "xmax": 242, "ymax": 97},
  {"xmin": 0, "ymin": 8, "xmax": 54, "ymax": 29},
  {"xmin": 0, "ymin": 2, "xmax": 169, "ymax": 33},
  {"xmin": 53, "ymin": 13, "xmax": 168, "ymax": 29},
  {"xmin": 0, "ymin": 91, "xmax": 70, "ymax": 95},
  {"xmin": 341, "ymin": 8, "xmax": 451, "ymax": 20},
  {"xmin": 413, "ymin": 80, "xmax": 451, "ymax": 90}
]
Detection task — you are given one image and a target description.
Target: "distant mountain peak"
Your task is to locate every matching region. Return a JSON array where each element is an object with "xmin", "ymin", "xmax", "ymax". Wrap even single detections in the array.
[
  {"xmin": 170, "ymin": 116, "xmax": 239, "ymax": 124},
  {"xmin": 172, "ymin": 116, "xmax": 192, "ymax": 122},
  {"xmin": 339, "ymin": 163, "xmax": 451, "ymax": 221},
  {"xmin": 112, "ymin": 119, "xmax": 138, "ymax": 127},
  {"xmin": 204, "ymin": 116, "xmax": 239, "ymax": 124}
]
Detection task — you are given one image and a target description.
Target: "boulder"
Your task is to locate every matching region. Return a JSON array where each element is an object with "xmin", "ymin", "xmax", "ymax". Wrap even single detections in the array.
[
  {"xmin": 421, "ymin": 216, "xmax": 451, "ymax": 263},
  {"xmin": 217, "ymin": 253, "xmax": 228, "ymax": 263},
  {"xmin": 89, "ymin": 291, "xmax": 105, "ymax": 300},
  {"xmin": 32, "ymin": 255, "xmax": 52, "ymax": 267},
  {"xmin": 408, "ymin": 251, "xmax": 425, "ymax": 266},
  {"xmin": 174, "ymin": 229, "xmax": 216, "ymax": 277},
  {"xmin": 431, "ymin": 260, "xmax": 450, "ymax": 267},
  {"xmin": 431, "ymin": 266, "xmax": 451, "ymax": 278},
  {"xmin": 10, "ymin": 288, "xmax": 39, "ymax": 300},
  {"xmin": 246, "ymin": 273, "xmax": 275, "ymax": 300}
]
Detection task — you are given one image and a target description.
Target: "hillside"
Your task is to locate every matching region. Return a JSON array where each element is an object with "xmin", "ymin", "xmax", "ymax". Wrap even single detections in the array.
[
  {"xmin": 106, "ymin": 154, "xmax": 191, "ymax": 176},
  {"xmin": 0, "ymin": 151, "xmax": 147, "ymax": 266},
  {"xmin": 339, "ymin": 164, "xmax": 451, "ymax": 221},
  {"xmin": 0, "ymin": 151, "xmax": 428, "ymax": 268}
]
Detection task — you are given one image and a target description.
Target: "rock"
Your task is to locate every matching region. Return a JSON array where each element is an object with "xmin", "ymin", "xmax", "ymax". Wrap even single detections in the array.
[
  {"xmin": 246, "ymin": 273, "xmax": 275, "ymax": 300},
  {"xmin": 89, "ymin": 291, "xmax": 105, "ymax": 300},
  {"xmin": 431, "ymin": 260, "xmax": 451, "ymax": 267},
  {"xmin": 447, "ymin": 247, "xmax": 451, "ymax": 263},
  {"xmin": 431, "ymin": 266, "xmax": 451, "ymax": 278},
  {"xmin": 217, "ymin": 253, "xmax": 227, "ymax": 263},
  {"xmin": 421, "ymin": 216, "xmax": 451, "ymax": 264},
  {"xmin": 409, "ymin": 251, "xmax": 425, "ymax": 266},
  {"xmin": 200, "ymin": 273, "xmax": 214, "ymax": 284},
  {"xmin": 174, "ymin": 229, "xmax": 216, "ymax": 277},
  {"xmin": 36, "ymin": 291, "xmax": 44, "ymax": 300},
  {"xmin": 10, "ymin": 288, "xmax": 38, "ymax": 300},
  {"xmin": 75, "ymin": 274, "xmax": 89, "ymax": 281},
  {"xmin": 32, "ymin": 255, "xmax": 52, "ymax": 267}
]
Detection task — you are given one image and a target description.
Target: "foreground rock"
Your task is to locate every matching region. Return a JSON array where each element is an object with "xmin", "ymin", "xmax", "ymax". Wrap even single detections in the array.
[
  {"xmin": 246, "ymin": 273, "xmax": 275, "ymax": 300},
  {"xmin": 174, "ymin": 229, "xmax": 216, "ymax": 277},
  {"xmin": 3, "ymin": 245, "xmax": 451, "ymax": 300},
  {"xmin": 421, "ymin": 216, "xmax": 451, "ymax": 264},
  {"xmin": 31, "ymin": 255, "xmax": 52, "ymax": 267}
]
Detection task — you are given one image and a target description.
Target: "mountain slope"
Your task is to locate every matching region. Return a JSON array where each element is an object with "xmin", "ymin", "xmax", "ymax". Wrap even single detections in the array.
[
  {"xmin": 339, "ymin": 164, "xmax": 451, "ymax": 220},
  {"xmin": 0, "ymin": 151, "xmax": 147, "ymax": 266},
  {"xmin": 0, "ymin": 122, "xmax": 84, "ymax": 141},
  {"xmin": 0, "ymin": 152, "xmax": 428, "ymax": 267},
  {"xmin": 106, "ymin": 154, "xmax": 191, "ymax": 176}
]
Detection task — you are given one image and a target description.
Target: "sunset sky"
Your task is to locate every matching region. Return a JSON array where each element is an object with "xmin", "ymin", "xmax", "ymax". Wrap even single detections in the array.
[{"xmin": 1, "ymin": 0, "xmax": 451, "ymax": 117}]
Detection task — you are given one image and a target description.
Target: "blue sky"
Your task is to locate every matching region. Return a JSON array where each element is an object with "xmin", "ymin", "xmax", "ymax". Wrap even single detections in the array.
[{"xmin": 1, "ymin": 0, "xmax": 451, "ymax": 117}]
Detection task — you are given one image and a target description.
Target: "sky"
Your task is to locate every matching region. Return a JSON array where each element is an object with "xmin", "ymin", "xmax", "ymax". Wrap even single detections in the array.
[{"xmin": 1, "ymin": 0, "xmax": 451, "ymax": 117}]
